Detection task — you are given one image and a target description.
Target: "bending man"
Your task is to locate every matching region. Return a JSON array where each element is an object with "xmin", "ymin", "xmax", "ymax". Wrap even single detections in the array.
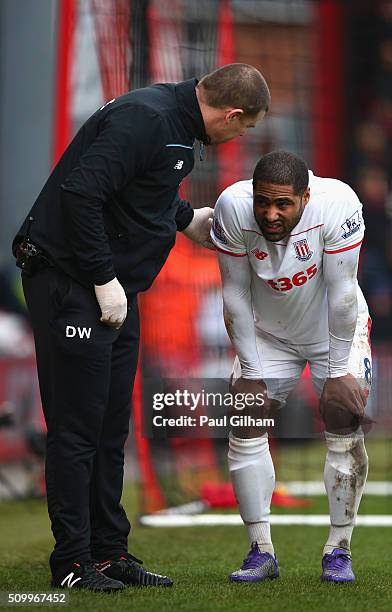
[{"xmin": 211, "ymin": 151, "xmax": 371, "ymax": 583}]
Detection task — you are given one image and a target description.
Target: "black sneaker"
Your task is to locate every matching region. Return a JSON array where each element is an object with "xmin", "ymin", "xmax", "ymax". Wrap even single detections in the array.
[
  {"xmin": 52, "ymin": 560, "xmax": 125, "ymax": 592},
  {"xmin": 96, "ymin": 553, "xmax": 173, "ymax": 587}
]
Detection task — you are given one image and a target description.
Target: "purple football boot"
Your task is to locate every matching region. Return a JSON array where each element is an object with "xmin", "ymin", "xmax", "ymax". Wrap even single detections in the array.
[
  {"xmin": 321, "ymin": 548, "xmax": 355, "ymax": 583},
  {"xmin": 229, "ymin": 542, "xmax": 279, "ymax": 582}
]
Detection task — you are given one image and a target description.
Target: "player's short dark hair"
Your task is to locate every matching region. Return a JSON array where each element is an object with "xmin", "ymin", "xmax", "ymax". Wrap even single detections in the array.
[
  {"xmin": 253, "ymin": 151, "xmax": 309, "ymax": 195},
  {"xmin": 198, "ymin": 64, "xmax": 270, "ymax": 116}
]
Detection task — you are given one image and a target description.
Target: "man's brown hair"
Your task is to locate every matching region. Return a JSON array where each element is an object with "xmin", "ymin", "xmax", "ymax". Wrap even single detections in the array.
[{"xmin": 198, "ymin": 63, "xmax": 270, "ymax": 116}]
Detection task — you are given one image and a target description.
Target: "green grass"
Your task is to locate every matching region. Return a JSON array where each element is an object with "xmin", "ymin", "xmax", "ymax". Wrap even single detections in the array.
[{"xmin": 0, "ymin": 492, "xmax": 391, "ymax": 612}]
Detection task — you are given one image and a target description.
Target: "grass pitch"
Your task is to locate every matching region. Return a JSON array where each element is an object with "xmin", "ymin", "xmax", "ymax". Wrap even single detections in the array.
[{"xmin": 0, "ymin": 492, "xmax": 391, "ymax": 612}]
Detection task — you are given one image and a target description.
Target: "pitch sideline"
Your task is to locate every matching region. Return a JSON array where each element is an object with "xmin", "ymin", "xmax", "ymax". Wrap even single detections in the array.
[{"xmin": 140, "ymin": 514, "xmax": 392, "ymax": 528}]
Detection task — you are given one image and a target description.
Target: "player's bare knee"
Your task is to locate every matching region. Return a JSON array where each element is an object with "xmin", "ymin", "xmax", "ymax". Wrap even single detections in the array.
[
  {"xmin": 230, "ymin": 407, "xmax": 267, "ymax": 438},
  {"xmin": 229, "ymin": 398, "xmax": 277, "ymax": 438}
]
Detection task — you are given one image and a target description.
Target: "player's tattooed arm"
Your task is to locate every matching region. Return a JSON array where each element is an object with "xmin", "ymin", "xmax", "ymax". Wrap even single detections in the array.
[{"xmin": 218, "ymin": 252, "xmax": 262, "ymax": 379}]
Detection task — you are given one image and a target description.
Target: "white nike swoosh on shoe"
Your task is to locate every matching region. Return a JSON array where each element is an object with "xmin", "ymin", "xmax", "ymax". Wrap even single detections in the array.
[{"xmin": 61, "ymin": 572, "xmax": 82, "ymax": 588}]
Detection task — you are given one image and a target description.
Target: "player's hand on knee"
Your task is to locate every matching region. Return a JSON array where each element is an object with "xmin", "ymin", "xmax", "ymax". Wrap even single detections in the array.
[
  {"xmin": 183, "ymin": 207, "xmax": 216, "ymax": 250},
  {"xmin": 94, "ymin": 277, "xmax": 128, "ymax": 329},
  {"xmin": 320, "ymin": 374, "xmax": 368, "ymax": 432},
  {"xmin": 320, "ymin": 374, "xmax": 367, "ymax": 416}
]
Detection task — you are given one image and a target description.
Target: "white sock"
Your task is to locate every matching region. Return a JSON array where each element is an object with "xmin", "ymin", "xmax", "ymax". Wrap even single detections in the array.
[
  {"xmin": 323, "ymin": 429, "xmax": 368, "ymax": 555},
  {"xmin": 228, "ymin": 433, "xmax": 275, "ymax": 555}
]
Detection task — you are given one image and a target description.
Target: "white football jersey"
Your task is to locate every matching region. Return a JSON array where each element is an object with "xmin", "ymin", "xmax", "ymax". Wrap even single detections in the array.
[{"xmin": 211, "ymin": 171, "xmax": 368, "ymax": 344}]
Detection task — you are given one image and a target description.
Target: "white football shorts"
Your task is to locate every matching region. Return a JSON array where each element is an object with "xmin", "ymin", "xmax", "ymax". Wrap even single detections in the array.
[{"xmin": 232, "ymin": 312, "xmax": 372, "ymax": 405}]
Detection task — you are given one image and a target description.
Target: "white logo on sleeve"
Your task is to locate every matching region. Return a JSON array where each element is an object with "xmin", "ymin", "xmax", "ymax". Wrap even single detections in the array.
[
  {"xmin": 99, "ymin": 98, "xmax": 115, "ymax": 110},
  {"xmin": 66, "ymin": 326, "xmax": 92, "ymax": 339},
  {"xmin": 174, "ymin": 160, "xmax": 184, "ymax": 170},
  {"xmin": 341, "ymin": 210, "xmax": 361, "ymax": 239}
]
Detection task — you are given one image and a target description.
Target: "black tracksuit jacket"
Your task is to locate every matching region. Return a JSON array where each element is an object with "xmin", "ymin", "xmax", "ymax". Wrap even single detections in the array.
[{"xmin": 13, "ymin": 78, "xmax": 208, "ymax": 295}]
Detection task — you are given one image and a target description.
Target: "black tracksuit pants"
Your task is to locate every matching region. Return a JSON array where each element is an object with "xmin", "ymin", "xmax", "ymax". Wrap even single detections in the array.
[{"xmin": 22, "ymin": 265, "xmax": 139, "ymax": 576}]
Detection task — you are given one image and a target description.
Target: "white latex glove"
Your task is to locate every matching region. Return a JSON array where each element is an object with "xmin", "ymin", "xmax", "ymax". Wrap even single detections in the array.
[
  {"xmin": 183, "ymin": 207, "xmax": 216, "ymax": 250},
  {"xmin": 94, "ymin": 277, "xmax": 128, "ymax": 329}
]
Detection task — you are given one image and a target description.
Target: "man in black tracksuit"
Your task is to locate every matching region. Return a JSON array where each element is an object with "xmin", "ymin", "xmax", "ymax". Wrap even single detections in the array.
[{"xmin": 13, "ymin": 64, "xmax": 270, "ymax": 591}]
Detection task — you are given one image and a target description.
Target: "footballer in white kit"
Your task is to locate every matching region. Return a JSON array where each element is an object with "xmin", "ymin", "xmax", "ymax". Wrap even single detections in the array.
[{"xmin": 211, "ymin": 151, "xmax": 371, "ymax": 584}]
